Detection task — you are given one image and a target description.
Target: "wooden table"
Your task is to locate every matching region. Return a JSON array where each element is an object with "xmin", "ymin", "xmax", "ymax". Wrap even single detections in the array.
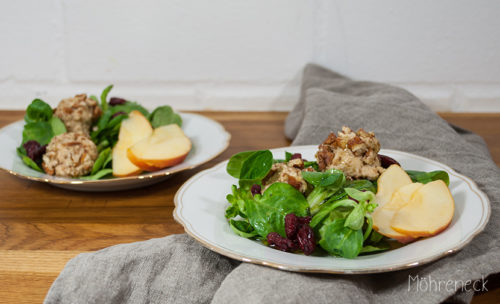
[{"xmin": 0, "ymin": 111, "xmax": 498, "ymax": 303}]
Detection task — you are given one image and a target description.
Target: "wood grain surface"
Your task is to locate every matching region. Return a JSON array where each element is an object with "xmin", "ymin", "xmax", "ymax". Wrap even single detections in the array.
[{"xmin": 0, "ymin": 110, "xmax": 498, "ymax": 303}]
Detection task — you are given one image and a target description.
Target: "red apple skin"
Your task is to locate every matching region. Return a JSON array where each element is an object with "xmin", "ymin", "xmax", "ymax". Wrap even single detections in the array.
[
  {"xmin": 391, "ymin": 221, "xmax": 452, "ymax": 239},
  {"xmin": 389, "ymin": 235, "xmax": 417, "ymax": 244},
  {"xmin": 112, "ymin": 110, "xmax": 153, "ymax": 177},
  {"xmin": 372, "ymin": 223, "xmax": 417, "ymax": 244},
  {"xmin": 127, "ymin": 149, "xmax": 189, "ymax": 171}
]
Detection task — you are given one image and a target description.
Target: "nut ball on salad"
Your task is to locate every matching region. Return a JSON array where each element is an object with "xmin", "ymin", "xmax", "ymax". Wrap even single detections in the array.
[
  {"xmin": 54, "ymin": 94, "xmax": 101, "ymax": 134},
  {"xmin": 42, "ymin": 132, "xmax": 98, "ymax": 177},
  {"xmin": 262, "ymin": 157, "xmax": 310, "ymax": 193},
  {"xmin": 316, "ymin": 126, "xmax": 384, "ymax": 180}
]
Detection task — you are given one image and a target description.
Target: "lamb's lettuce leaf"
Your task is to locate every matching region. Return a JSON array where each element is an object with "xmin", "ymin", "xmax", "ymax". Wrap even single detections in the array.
[
  {"xmin": 25, "ymin": 99, "xmax": 52, "ymax": 123},
  {"xmin": 406, "ymin": 170, "xmax": 449, "ymax": 186},
  {"xmin": 226, "ymin": 150, "xmax": 273, "ymax": 181},
  {"xmin": 360, "ymin": 243, "xmax": 390, "ymax": 254},
  {"xmin": 109, "ymin": 101, "xmax": 149, "ymax": 117},
  {"xmin": 22, "ymin": 122, "xmax": 54, "ymax": 145},
  {"xmin": 49, "ymin": 116, "xmax": 66, "ymax": 136},
  {"xmin": 245, "ymin": 182, "xmax": 308, "ymax": 238},
  {"xmin": 302, "ymin": 168, "xmax": 344, "ymax": 187},
  {"xmin": 226, "ymin": 183, "xmax": 253, "ymax": 218},
  {"xmin": 319, "ymin": 218, "xmax": 364, "ymax": 259},
  {"xmin": 230, "ymin": 220, "xmax": 259, "ymax": 238},
  {"xmin": 303, "ymin": 169, "xmax": 345, "ymax": 215},
  {"xmin": 149, "ymin": 105, "xmax": 182, "ymax": 128},
  {"xmin": 310, "ymin": 199, "xmax": 357, "ymax": 229}
]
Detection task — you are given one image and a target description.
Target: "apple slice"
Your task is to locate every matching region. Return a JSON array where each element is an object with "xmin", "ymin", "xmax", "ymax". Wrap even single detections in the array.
[
  {"xmin": 387, "ymin": 183, "xmax": 423, "ymax": 210},
  {"xmin": 391, "ymin": 180, "xmax": 454, "ymax": 238},
  {"xmin": 127, "ymin": 124, "xmax": 191, "ymax": 171},
  {"xmin": 112, "ymin": 110, "xmax": 153, "ymax": 177},
  {"xmin": 375, "ymin": 164, "xmax": 413, "ymax": 208},
  {"xmin": 112, "ymin": 142, "xmax": 143, "ymax": 177},
  {"xmin": 118, "ymin": 110, "xmax": 153, "ymax": 143},
  {"xmin": 372, "ymin": 208, "xmax": 416, "ymax": 244},
  {"xmin": 372, "ymin": 183, "xmax": 423, "ymax": 244}
]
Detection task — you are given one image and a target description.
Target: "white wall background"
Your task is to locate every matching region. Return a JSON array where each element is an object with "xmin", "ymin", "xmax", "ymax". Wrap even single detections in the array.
[{"xmin": 1, "ymin": 0, "xmax": 500, "ymax": 112}]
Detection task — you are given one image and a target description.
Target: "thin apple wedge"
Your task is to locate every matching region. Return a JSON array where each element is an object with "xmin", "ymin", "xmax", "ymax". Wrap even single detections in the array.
[
  {"xmin": 391, "ymin": 180, "xmax": 455, "ymax": 238},
  {"xmin": 372, "ymin": 183, "xmax": 423, "ymax": 244},
  {"xmin": 388, "ymin": 183, "xmax": 423, "ymax": 209},
  {"xmin": 127, "ymin": 124, "xmax": 191, "ymax": 171},
  {"xmin": 112, "ymin": 142, "xmax": 143, "ymax": 177},
  {"xmin": 372, "ymin": 208, "xmax": 416, "ymax": 244},
  {"xmin": 117, "ymin": 110, "xmax": 153, "ymax": 144},
  {"xmin": 375, "ymin": 164, "xmax": 413, "ymax": 207},
  {"xmin": 112, "ymin": 110, "xmax": 153, "ymax": 177}
]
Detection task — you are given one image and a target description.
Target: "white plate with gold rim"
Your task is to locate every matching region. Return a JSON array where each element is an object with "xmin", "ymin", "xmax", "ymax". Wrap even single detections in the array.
[
  {"xmin": 174, "ymin": 146, "xmax": 490, "ymax": 274},
  {"xmin": 0, "ymin": 113, "xmax": 230, "ymax": 191}
]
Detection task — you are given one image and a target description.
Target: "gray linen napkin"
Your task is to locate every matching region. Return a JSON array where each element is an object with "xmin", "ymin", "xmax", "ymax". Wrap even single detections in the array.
[
  {"xmin": 45, "ymin": 64, "xmax": 499, "ymax": 304},
  {"xmin": 45, "ymin": 234, "xmax": 238, "ymax": 304}
]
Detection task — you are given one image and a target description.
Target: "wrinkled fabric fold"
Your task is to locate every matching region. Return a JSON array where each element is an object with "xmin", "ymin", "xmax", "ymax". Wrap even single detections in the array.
[
  {"xmin": 45, "ymin": 64, "xmax": 499, "ymax": 304},
  {"xmin": 44, "ymin": 235, "xmax": 239, "ymax": 304}
]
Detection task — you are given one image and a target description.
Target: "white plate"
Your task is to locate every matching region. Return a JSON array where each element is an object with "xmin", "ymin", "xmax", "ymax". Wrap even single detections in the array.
[
  {"xmin": 174, "ymin": 146, "xmax": 491, "ymax": 274},
  {"xmin": 0, "ymin": 113, "xmax": 230, "ymax": 191}
]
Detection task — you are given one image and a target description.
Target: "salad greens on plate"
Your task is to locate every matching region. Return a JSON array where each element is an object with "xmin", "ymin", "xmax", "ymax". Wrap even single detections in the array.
[
  {"xmin": 224, "ymin": 150, "xmax": 450, "ymax": 259},
  {"xmin": 18, "ymin": 85, "xmax": 183, "ymax": 180}
]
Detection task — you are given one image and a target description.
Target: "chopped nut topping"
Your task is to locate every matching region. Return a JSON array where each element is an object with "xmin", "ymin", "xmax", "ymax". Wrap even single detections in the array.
[
  {"xmin": 262, "ymin": 160, "xmax": 309, "ymax": 193},
  {"xmin": 316, "ymin": 126, "xmax": 384, "ymax": 180},
  {"xmin": 42, "ymin": 132, "xmax": 98, "ymax": 177},
  {"xmin": 54, "ymin": 94, "xmax": 101, "ymax": 134}
]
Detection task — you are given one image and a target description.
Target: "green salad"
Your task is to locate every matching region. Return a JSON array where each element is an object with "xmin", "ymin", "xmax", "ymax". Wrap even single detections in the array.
[
  {"xmin": 18, "ymin": 85, "xmax": 182, "ymax": 180},
  {"xmin": 224, "ymin": 150, "xmax": 450, "ymax": 259}
]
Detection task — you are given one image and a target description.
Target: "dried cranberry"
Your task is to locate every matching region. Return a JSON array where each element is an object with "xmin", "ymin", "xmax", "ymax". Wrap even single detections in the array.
[
  {"xmin": 269, "ymin": 213, "xmax": 316, "ymax": 255},
  {"xmin": 285, "ymin": 213, "xmax": 299, "ymax": 239},
  {"xmin": 109, "ymin": 97, "xmax": 127, "ymax": 106},
  {"xmin": 23, "ymin": 140, "xmax": 46, "ymax": 162},
  {"xmin": 378, "ymin": 154, "xmax": 400, "ymax": 168},
  {"xmin": 111, "ymin": 111, "xmax": 126, "ymax": 119},
  {"xmin": 297, "ymin": 216, "xmax": 312, "ymax": 226},
  {"xmin": 267, "ymin": 232, "xmax": 290, "ymax": 252},
  {"xmin": 291, "ymin": 153, "xmax": 302, "ymax": 160},
  {"xmin": 297, "ymin": 225, "xmax": 315, "ymax": 255},
  {"xmin": 250, "ymin": 184, "xmax": 261, "ymax": 196},
  {"xmin": 40, "ymin": 145, "xmax": 47, "ymax": 156},
  {"xmin": 287, "ymin": 239, "xmax": 299, "ymax": 251}
]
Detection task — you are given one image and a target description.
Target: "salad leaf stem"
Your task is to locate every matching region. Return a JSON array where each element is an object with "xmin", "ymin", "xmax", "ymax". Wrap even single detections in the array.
[
  {"xmin": 80, "ymin": 169, "xmax": 113, "ymax": 180},
  {"xmin": 91, "ymin": 147, "xmax": 112, "ymax": 175},
  {"xmin": 303, "ymin": 169, "xmax": 345, "ymax": 215},
  {"xmin": 363, "ymin": 216, "xmax": 373, "ymax": 241},
  {"xmin": 16, "ymin": 147, "xmax": 43, "ymax": 172},
  {"xmin": 310, "ymin": 199, "xmax": 357, "ymax": 228},
  {"xmin": 100, "ymin": 85, "xmax": 113, "ymax": 112},
  {"xmin": 230, "ymin": 220, "xmax": 259, "ymax": 238}
]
